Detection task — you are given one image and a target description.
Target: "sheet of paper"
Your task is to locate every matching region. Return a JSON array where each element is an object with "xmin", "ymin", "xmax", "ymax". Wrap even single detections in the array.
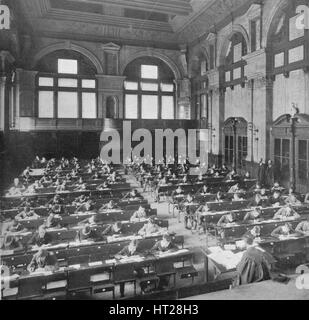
[{"xmin": 88, "ymin": 261, "xmax": 103, "ymax": 267}]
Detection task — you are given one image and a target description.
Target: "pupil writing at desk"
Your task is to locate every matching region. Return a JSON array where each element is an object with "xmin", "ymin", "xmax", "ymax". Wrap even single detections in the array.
[
  {"xmin": 151, "ymin": 234, "xmax": 178, "ymax": 252},
  {"xmin": 45, "ymin": 212, "xmax": 62, "ymax": 229},
  {"xmin": 295, "ymin": 219, "xmax": 309, "ymax": 235},
  {"xmin": 174, "ymin": 186, "xmax": 184, "ymax": 197},
  {"xmin": 96, "ymin": 181, "xmax": 111, "ymax": 191},
  {"xmin": 123, "ymin": 189, "xmax": 140, "ymax": 201},
  {"xmin": 75, "ymin": 225, "xmax": 97, "ymax": 242},
  {"xmin": 15, "ymin": 206, "xmax": 40, "ymax": 221},
  {"xmin": 4, "ymin": 217, "xmax": 26, "ymax": 233},
  {"xmin": 248, "ymin": 193, "xmax": 264, "ymax": 208},
  {"xmin": 271, "ymin": 222, "xmax": 293, "ymax": 238},
  {"xmin": 243, "ymin": 207, "xmax": 262, "ymax": 223},
  {"xmin": 27, "ymin": 249, "xmax": 59, "ymax": 273},
  {"xmin": 228, "ymin": 183, "xmax": 240, "ymax": 194},
  {"xmin": 215, "ymin": 191, "xmax": 224, "ymax": 202},
  {"xmin": 114, "ymin": 239, "xmax": 146, "ymax": 297},
  {"xmin": 28, "ymin": 225, "xmax": 53, "ymax": 247},
  {"xmin": 285, "ymin": 192, "xmax": 302, "ymax": 206},
  {"xmin": 273, "ymin": 205, "xmax": 300, "ymax": 220},
  {"xmin": 99, "ymin": 200, "xmax": 119, "ymax": 212},
  {"xmin": 55, "ymin": 181, "xmax": 67, "ymax": 193},
  {"xmin": 0, "ymin": 234, "xmax": 23, "ymax": 251},
  {"xmin": 130, "ymin": 206, "xmax": 147, "ymax": 222},
  {"xmin": 268, "ymin": 191, "xmax": 284, "ymax": 207},
  {"xmin": 232, "ymin": 193, "xmax": 244, "ymax": 202},
  {"xmin": 195, "ymin": 173, "xmax": 204, "ymax": 184},
  {"xmin": 49, "ymin": 203, "xmax": 65, "ymax": 216},
  {"xmin": 151, "ymin": 234, "xmax": 178, "ymax": 290},
  {"xmin": 199, "ymin": 185, "xmax": 210, "ymax": 195},
  {"xmin": 242, "ymin": 226, "xmax": 261, "ymax": 241},
  {"xmin": 72, "ymin": 194, "xmax": 88, "ymax": 207},
  {"xmin": 75, "ymin": 200, "xmax": 95, "ymax": 214},
  {"xmin": 138, "ymin": 217, "xmax": 161, "ymax": 237},
  {"xmin": 78, "ymin": 214, "xmax": 99, "ymax": 227},
  {"xmin": 102, "ymin": 221, "xmax": 123, "ymax": 236},
  {"xmin": 217, "ymin": 212, "xmax": 237, "ymax": 227}
]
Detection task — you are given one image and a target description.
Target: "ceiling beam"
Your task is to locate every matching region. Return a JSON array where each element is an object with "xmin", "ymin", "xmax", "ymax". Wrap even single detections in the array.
[{"xmin": 73, "ymin": 0, "xmax": 193, "ymax": 16}]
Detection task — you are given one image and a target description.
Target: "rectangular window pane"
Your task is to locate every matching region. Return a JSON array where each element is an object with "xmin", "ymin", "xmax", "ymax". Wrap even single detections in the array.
[
  {"xmin": 58, "ymin": 92, "xmax": 78, "ymax": 118},
  {"xmin": 233, "ymin": 43, "xmax": 242, "ymax": 62},
  {"xmin": 124, "ymin": 81, "xmax": 138, "ymax": 90},
  {"xmin": 58, "ymin": 78, "xmax": 78, "ymax": 88},
  {"xmin": 125, "ymin": 94, "xmax": 138, "ymax": 119},
  {"xmin": 82, "ymin": 93, "xmax": 96, "ymax": 118},
  {"xmin": 39, "ymin": 77, "xmax": 54, "ymax": 87},
  {"xmin": 274, "ymin": 139, "xmax": 281, "ymax": 157},
  {"xmin": 298, "ymin": 160, "xmax": 307, "ymax": 180},
  {"xmin": 141, "ymin": 65, "xmax": 158, "ymax": 79},
  {"xmin": 299, "ymin": 140, "xmax": 307, "ymax": 160},
  {"xmin": 200, "ymin": 94, "xmax": 207, "ymax": 118},
  {"xmin": 58, "ymin": 59, "xmax": 78, "ymax": 74},
  {"xmin": 141, "ymin": 82, "xmax": 158, "ymax": 91},
  {"xmin": 38, "ymin": 91, "xmax": 54, "ymax": 118},
  {"xmin": 82, "ymin": 79, "xmax": 96, "ymax": 88},
  {"xmin": 161, "ymin": 83, "xmax": 174, "ymax": 92},
  {"xmin": 161, "ymin": 96, "xmax": 174, "ymax": 119},
  {"xmin": 201, "ymin": 60, "xmax": 207, "ymax": 76},
  {"xmin": 282, "ymin": 139, "xmax": 290, "ymax": 158},
  {"xmin": 141, "ymin": 95, "xmax": 158, "ymax": 119}
]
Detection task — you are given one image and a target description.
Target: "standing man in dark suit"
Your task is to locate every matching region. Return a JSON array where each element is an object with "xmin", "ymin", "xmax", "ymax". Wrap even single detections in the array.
[
  {"xmin": 265, "ymin": 160, "xmax": 274, "ymax": 188},
  {"xmin": 257, "ymin": 159, "xmax": 266, "ymax": 187}
]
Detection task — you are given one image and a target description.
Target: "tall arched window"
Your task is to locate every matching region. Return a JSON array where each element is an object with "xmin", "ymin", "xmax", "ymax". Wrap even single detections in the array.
[
  {"xmin": 191, "ymin": 53, "xmax": 209, "ymax": 120},
  {"xmin": 123, "ymin": 57, "xmax": 175, "ymax": 119},
  {"xmin": 35, "ymin": 50, "xmax": 98, "ymax": 119},
  {"xmin": 221, "ymin": 32, "xmax": 248, "ymax": 89}
]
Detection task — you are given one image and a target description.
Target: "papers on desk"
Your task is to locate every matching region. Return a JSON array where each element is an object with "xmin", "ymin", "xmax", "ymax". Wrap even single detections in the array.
[
  {"xmin": 74, "ymin": 212, "xmax": 95, "ymax": 216},
  {"xmin": 105, "ymin": 259, "xmax": 117, "ymax": 264},
  {"xmin": 119, "ymin": 255, "xmax": 144, "ymax": 263},
  {"xmin": 46, "ymin": 227, "xmax": 67, "ymax": 232},
  {"xmin": 208, "ymin": 250, "xmax": 244, "ymax": 270},
  {"xmin": 156, "ymin": 249, "xmax": 189, "ymax": 258},
  {"xmin": 107, "ymin": 235, "xmax": 142, "ymax": 243},
  {"xmin": 1, "ymin": 273, "xmax": 20, "ymax": 282},
  {"xmin": 0, "ymin": 250, "xmax": 14, "ymax": 256},
  {"xmin": 88, "ymin": 261, "xmax": 103, "ymax": 267},
  {"xmin": 30, "ymin": 269, "xmax": 53, "ymax": 276},
  {"xmin": 208, "ymin": 246, "xmax": 224, "ymax": 254},
  {"xmin": 69, "ymin": 240, "xmax": 94, "ymax": 247},
  {"xmin": 224, "ymin": 244, "xmax": 237, "ymax": 251}
]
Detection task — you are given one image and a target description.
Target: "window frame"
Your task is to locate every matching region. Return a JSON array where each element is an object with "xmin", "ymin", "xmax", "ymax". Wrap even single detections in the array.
[
  {"xmin": 36, "ymin": 71, "xmax": 98, "ymax": 119},
  {"xmin": 124, "ymin": 64, "xmax": 175, "ymax": 120}
]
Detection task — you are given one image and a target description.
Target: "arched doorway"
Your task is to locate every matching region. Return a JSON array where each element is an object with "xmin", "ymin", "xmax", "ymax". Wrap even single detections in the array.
[{"xmin": 272, "ymin": 114, "xmax": 309, "ymax": 192}]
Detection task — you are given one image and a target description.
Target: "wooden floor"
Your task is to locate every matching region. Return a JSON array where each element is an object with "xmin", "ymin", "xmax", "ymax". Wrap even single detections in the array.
[{"xmin": 182, "ymin": 276, "xmax": 309, "ymax": 300}]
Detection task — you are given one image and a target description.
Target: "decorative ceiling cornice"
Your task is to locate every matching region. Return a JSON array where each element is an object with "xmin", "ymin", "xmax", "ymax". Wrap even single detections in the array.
[{"xmin": 73, "ymin": 0, "xmax": 193, "ymax": 16}]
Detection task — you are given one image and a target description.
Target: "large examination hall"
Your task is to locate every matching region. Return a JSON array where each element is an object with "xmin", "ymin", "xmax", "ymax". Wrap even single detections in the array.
[{"xmin": 1, "ymin": 0, "xmax": 309, "ymax": 301}]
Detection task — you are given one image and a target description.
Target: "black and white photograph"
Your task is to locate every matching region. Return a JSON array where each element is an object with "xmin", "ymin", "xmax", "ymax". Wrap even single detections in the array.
[{"xmin": 1, "ymin": 0, "xmax": 309, "ymax": 303}]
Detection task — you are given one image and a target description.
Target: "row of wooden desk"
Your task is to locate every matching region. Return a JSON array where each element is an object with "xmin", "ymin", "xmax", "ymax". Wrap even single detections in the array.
[
  {"xmin": 2, "ymin": 248, "xmax": 196, "ymax": 300},
  {"xmin": 1, "ymin": 234, "xmax": 185, "ymax": 268}
]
